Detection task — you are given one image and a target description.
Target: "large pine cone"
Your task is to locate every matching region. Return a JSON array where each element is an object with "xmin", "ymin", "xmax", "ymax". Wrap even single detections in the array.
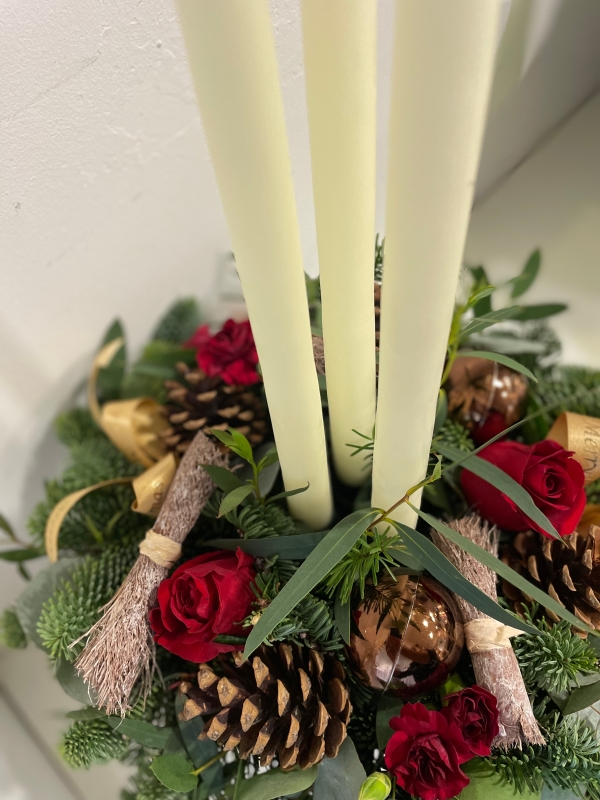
[
  {"xmin": 501, "ymin": 525, "xmax": 600, "ymax": 632},
  {"xmin": 178, "ymin": 644, "xmax": 352, "ymax": 770},
  {"xmin": 160, "ymin": 363, "xmax": 268, "ymax": 454}
]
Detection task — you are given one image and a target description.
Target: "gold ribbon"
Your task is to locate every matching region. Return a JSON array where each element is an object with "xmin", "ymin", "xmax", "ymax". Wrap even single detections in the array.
[
  {"xmin": 547, "ymin": 411, "xmax": 600, "ymax": 485},
  {"xmin": 45, "ymin": 339, "xmax": 179, "ymax": 562},
  {"xmin": 464, "ymin": 619, "xmax": 524, "ymax": 654}
]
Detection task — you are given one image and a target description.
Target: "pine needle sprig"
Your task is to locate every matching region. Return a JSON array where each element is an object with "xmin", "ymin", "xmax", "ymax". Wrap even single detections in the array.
[
  {"xmin": 61, "ymin": 719, "xmax": 127, "ymax": 769},
  {"xmin": 323, "ymin": 527, "xmax": 401, "ymax": 604},
  {"xmin": 203, "ymin": 491, "xmax": 298, "ymax": 539},
  {"xmin": 512, "ymin": 604, "xmax": 599, "ymax": 694}
]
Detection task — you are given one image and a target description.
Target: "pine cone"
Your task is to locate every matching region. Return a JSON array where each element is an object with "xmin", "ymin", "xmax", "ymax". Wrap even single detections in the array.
[
  {"xmin": 160, "ymin": 363, "xmax": 268, "ymax": 454},
  {"xmin": 501, "ymin": 525, "xmax": 600, "ymax": 633},
  {"xmin": 178, "ymin": 644, "xmax": 352, "ymax": 770}
]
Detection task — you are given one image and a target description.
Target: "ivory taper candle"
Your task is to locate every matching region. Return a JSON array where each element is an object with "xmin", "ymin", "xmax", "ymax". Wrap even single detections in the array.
[
  {"xmin": 302, "ymin": 0, "xmax": 377, "ymax": 486},
  {"xmin": 176, "ymin": 0, "xmax": 332, "ymax": 529},
  {"xmin": 372, "ymin": 0, "xmax": 503, "ymax": 526}
]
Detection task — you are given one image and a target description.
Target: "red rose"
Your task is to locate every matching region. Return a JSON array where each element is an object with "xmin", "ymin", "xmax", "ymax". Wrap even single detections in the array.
[
  {"xmin": 149, "ymin": 548, "xmax": 256, "ymax": 662},
  {"xmin": 186, "ymin": 319, "xmax": 260, "ymax": 386},
  {"xmin": 461, "ymin": 439, "xmax": 586, "ymax": 537},
  {"xmin": 441, "ymin": 685, "xmax": 499, "ymax": 757},
  {"xmin": 384, "ymin": 703, "xmax": 471, "ymax": 800}
]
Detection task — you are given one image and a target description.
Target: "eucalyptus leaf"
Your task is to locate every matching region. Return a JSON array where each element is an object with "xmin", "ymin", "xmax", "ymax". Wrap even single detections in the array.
[
  {"xmin": 334, "ymin": 590, "xmax": 351, "ymax": 645},
  {"xmin": 201, "ymin": 464, "xmax": 243, "ymax": 494},
  {"xmin": 15, "ymin": 557, "xmax": 83, "ymax": 648},
  {"xmin": 218, "ymin": 484, "xmax": 254, "ymax": 517},
  {"xmin": 511, "ymin": 303, "xmax": 567, "ymax": 321},
  {"xmin": 0, "ymin": 514, "xmax": 17, "ymax": 542},
  {"xmin": 236, "ymin": 766, "xmax": 318, "ymax": 800},
  {"xmin": 437, "ymin": 443, "xmax": 560, "ymax": 540},
  {"xmin": 266, "ymin": 483, "xmax": 309, "ymax": 504},
  {"xmin": 56, "ymin": 658, "xmax": 97, "ymax": 705},
  {"xmin": 151, "ymin": 753, "xmax": 198, "ymax": 794},
  {"xmin": 415, "ymin": 508, "xmax": 592, "ymax": 635},
  {"xmin": 106, "ymin": 717, "xmax": 173, "ymax": 749},
  {"xmin": 66, "ymin": 707, "xmax": 104, "ymax": 721},
  {"xmin": 562, "ymin": 679, "xmax": 600, "ymax": 715},
  {"xmin": 509, "ymin": 249, "xmax": 541, "ymax": 298},
  {"xmin": 243, "ymin": 509, "xmax": 380, "ymax": 658},
  {"xmin": 313, "ymin": 738, "xmax": 366, "ymax": 800},
  {"xmin": 468, "ymin": 266, "xmax": 493, "ymax": 316},
  {"xmin": 0, "ymin": 547, "xmax": 44, "ymax": 562},
  {"xmin": 376, "ymin": 695, "xmax": 402, "ymax": 751},
  {"xmin": 393, "ymin": 523, "xmax": 537, "ymax": 635},
  {"xmin": 461, "ymin": 306, "xmax": 521, "ymax": 337},
  {"xmin": 465, "ymin": 334, "xmax": 548, "ymax": 355},
  {"xmin": 457, "ymin": 350, "xmax": 537, "ymax": 382},
  {"xmin": 434, "ymin": 389, "xmax": 448, "ymax": 435},
  {"xmin": 207, "ymin": 531, "xmax": 328, "ymax": 560}
]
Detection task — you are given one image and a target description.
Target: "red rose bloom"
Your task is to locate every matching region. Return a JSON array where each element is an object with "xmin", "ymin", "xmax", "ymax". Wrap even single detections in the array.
[
  {"xmin": 186, "ymin": 319, "xmax": 260, "ymax": 386},
  {"xmin": 149, "ymin": 548, "xmax": 256, "ymax": 662},
  {"xmin": 384, "ymin": 703, "xmax": 471, "ymax": 800},
  {"xmin": 441, "ymin": 685, "xmax": 499, "ymax": 757},
  {"xmin": 461, "ymin": 439, "xmax": 586, "ymax": 537}
]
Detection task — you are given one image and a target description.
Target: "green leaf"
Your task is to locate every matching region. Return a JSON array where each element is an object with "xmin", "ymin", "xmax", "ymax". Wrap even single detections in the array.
[
  {"xmin": 97, "ymin": 319, "xmax": 126, "ymax": 401},
  {"xmin": 201, "ymin": 464, "xmax": 243, "ymax": 494},
  {"xmin": 266, "ymin": 483, "xmax": 309, "ymax": 504},
  {"xmin": 313, "ymin": 738, "xmax": 366, "ymax": 800},
  {"xmin": 468, "ymin": 266, "xmax": 493, "ymax": 316},
  {"xmin": 511, "ymin": 303, "xmax": 567, "ymax": 321},
  {"xmin": 209, "ymin": 429, "xmax": 235, "ymax": 448},
  {"xmin": 334, "ymin": 590, "xmax": 351, "ymax": 645},
  {"xmin": 237, "ymin": 442, "xmax": 280, "ymax": 496},
  {"xmin": 393, "ymin": 522, "xmax": 537, "ymax": 635},
  {"xmin": 151, "ymin": 753, "xmax": 198, "ymax": 794},
  {"xmin": 218, "ymin": 484, "xmax": 254, "ymax": 517},
  {"xmin": 140, "ymin": 340, "xmax": 196, "ymax": 368},
  {"xmin": 66, "ymin": 707, "xmax": 104, "ymax": 721},
  {"xmin": 0, "ymin": 547, "xmax": 44, "ymax": 562},
  {"xmin": 465, "ymin": 334, "xmax": 548, "ymax": 355},
  {"xmin": 258, "ymin": 448, "xmax": 279, "ymax": 471},
  {"xmin": 437, "ymin": 443, "xmax": 560, "ymax": 540},
  {"xmin": 509, "ymin": 249, "xmax": 541, "ymax": 298},
  {"xmin": 55, "ymin": 658, "xmax": 97, "ymax": 705},
  {"xmin": 0, "ymin": 514, "xmax": 18, "ymax": 543},
  {"xmin": 458, "ymin": 350, "xmax": 537, "ymax": 382},
  {"xmin": 389, "ymin": 548, "xmax": 424, "ymax": 573},
  {"xmin": 206, "ymin": 531, "xmax": 328, "ymax": 560},
  {"xmin": 243, "ymin": 509, "xmax": 380, "ymax": 658},
  {"xmin": 376, "ymin": 694, "xmax": 402, "ymax": 751},
  {"xmin": 562, "ymin": 679, "xmax": 600, "ymax": 715},
  {"xmin": 15, "ymin": 558, "xmax": 83, "ymax": 648},
  {"xmin": 434, "ymin": 389, "xmax": 448, "ymax": 435},
  {"xmin": 229, "ymin": 429, "xmax": 254, "ymax": 463},
  {"xmin": 236, "ymin": 766, "xmax": 318, "ymax": 800},
  {"xmin": 468, "ymin": 286, "xmax": 495, "ymax": 307},
  {"xmin": 415, "ymin": 507, "xmax": 593, "ymax": 635},
  {"xmin": 461, "ymin": 306, "xmax": 522, "ymax": 337},
  {"xmin": 106, "ymin": 717, "xmax": 173, "ymax": 749}
]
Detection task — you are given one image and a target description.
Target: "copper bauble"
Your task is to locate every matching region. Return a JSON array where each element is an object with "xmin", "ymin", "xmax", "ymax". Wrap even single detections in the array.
[
  {"xmin": 447, "ymin": 355, "xmax": 528, "ymax": 431},
  {"xmin": 348, "ymin": 574, "xmax": 464, "ymax": 698}
]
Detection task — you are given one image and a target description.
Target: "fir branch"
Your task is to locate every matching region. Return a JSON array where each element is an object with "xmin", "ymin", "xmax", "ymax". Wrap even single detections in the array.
[
  {"xmin": 528, "ymin": 365, "xmax": 600, "ymax": 437},
  {"xmin": 323, "ymin": 528, "xmax": 400, "ymax": 604},
  {"xmin": 55, "ymin": 409, "xmax": 103, "ymax": 448},
  {"xmin": 61, "ymin": 719, "xmax": 127, "ymax": 769},
  {"xmin": 151, "ymin": 298, "xmax": 201, "ymax": 344},
  {"xmin": 0, "ymin": 607, "xmax": 27, "ymax": 649},
  {"xmin": 513, "ymin": 605, "xmax": 599, "ymax": 694},
  {"xmin": 38, "ymin": 534, "xmax": 141, "ymax": 661},
  {"xmin": 432, "ymin": 420, "xmax": 474, "ymax": 456},
  {"xmin": 204, "ymin": 492, "xmax": 298, "ymax": 539}
]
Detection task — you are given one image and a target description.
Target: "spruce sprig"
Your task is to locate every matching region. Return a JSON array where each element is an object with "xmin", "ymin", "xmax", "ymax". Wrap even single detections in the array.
[
  {"xmin": 61, "ymin": 719, "xmax": 127, "ymax": 769},
  {"xmin": 513, "ymin": 604, "xmax": 599, "ymax": 694}
]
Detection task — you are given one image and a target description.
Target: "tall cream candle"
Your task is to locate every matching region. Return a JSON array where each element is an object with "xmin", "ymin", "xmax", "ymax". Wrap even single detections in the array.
[
  {"xmin": 301, "ymin": 1, "xmax": 377, "ymax": 487},
  {"xmin": 176, "ymin": 0, "xmax": 332, "ymax": 529},
  {"xmin": 372, "ymin": 0, "xmax": 503, "ymax": 526}
]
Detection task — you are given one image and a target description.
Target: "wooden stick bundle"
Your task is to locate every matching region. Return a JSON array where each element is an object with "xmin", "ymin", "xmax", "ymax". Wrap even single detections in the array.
[
  {"xmin": 75, "ymin": 431, "xmax": 228, "ymax": 716},
  {"xmin": 432, "ymin": 515, "xmax": 545, "ymax": 750}
]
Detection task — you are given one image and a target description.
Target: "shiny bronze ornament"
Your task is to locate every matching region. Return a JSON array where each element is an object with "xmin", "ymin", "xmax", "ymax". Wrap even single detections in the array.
[
  {"xmin": 447, "ymin": 355, "xmax": 528, "ymax": 433},
  {"xmin": 348, "ymin": 574, "xmax": 464, "ymax": 698}
]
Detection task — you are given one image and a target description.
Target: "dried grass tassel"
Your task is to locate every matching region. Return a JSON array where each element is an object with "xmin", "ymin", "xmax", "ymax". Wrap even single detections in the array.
[
  {"xmin": 432, "ymin": 515, "xmax": 545, "ymax": 750},
  {"xmin": 75, "ymin": 431, "xmax": 228, "ymax": 715}
]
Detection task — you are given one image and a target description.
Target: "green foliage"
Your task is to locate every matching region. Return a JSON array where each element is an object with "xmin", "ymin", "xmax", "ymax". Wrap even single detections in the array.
[
  {"xmin": 151, "ymin": 299, "xmax": 202, "ymax": 344},
  {"xmin": 204, "ymin": 492, "xmax": 298, "ymax": 539},
  {"xmin": 528, "ymin": 365, "xmax": 600, "ymax": 438},
  {"xmin": 432, "ymin": 419, "xmax": 474, "ymax": 456},
  {"xmin": 0, "ymin": 607, "xmax": 27, "ymax": 648},
  {"xmin": 38, "ymin": 534, "xmax": 141, "ymax": 661},
  {"xmin": 489, "ymin": 712, "xmax": 600, "ymax": 799},
  {"xmin": 513, "ymin": 606, "xmax": 599, "ymax": 694},
  {"xmin": 55, "ymin": 409, "xmax": 103, "ymax": 448},
  {"xmin": 323, "ymin": 528, "xmax": 400, "ymax": 604},
  {"xmin": 61, "ymin": 718, "xmax": 127, "ymax": 769},
  {"xmin": 587, "ymin": 478, "xmax": 600, "ymax": 505},
  {"xmin": 122, "ymin": 765, "xmax": 186, "ymax": 800},
  {"xmin": 374, "ymin": 234, "xmax": 384, "ymax": 283}
]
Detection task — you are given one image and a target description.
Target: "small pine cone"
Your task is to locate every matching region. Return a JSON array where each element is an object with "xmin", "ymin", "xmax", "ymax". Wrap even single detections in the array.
[
  {"xmin": 160, "ymin": 363, "xmax": 268, "ymax": 455},
  {"xmin": 501, "ymin": 525, "xmax": 600, "ymax": 634},
  {"xmin": 178, "ymin": 644, "xmax": 352, "ymax": 770}
]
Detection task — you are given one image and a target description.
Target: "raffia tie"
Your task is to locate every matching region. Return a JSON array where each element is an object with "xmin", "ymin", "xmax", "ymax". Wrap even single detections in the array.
[
  {"xmin": 139, "ymin": 530, "xmax": 182, "ymax": 569},
  {"xmin": 464, "ymin": 619, "xmax": 524, "ymax": 654}
]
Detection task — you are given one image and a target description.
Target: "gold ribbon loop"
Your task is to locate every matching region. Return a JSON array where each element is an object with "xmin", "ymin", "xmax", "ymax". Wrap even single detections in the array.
[
  {"xmin": 131, "ymin": 454, "xmax": 178, "ymax": 516},
  {"xmin": 547, "ymin": 411, "xmax": 600, "ymax": 485},
  {"xmin": 464, "ymin": 618, "xmax": 523, "ymax": 654}
]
